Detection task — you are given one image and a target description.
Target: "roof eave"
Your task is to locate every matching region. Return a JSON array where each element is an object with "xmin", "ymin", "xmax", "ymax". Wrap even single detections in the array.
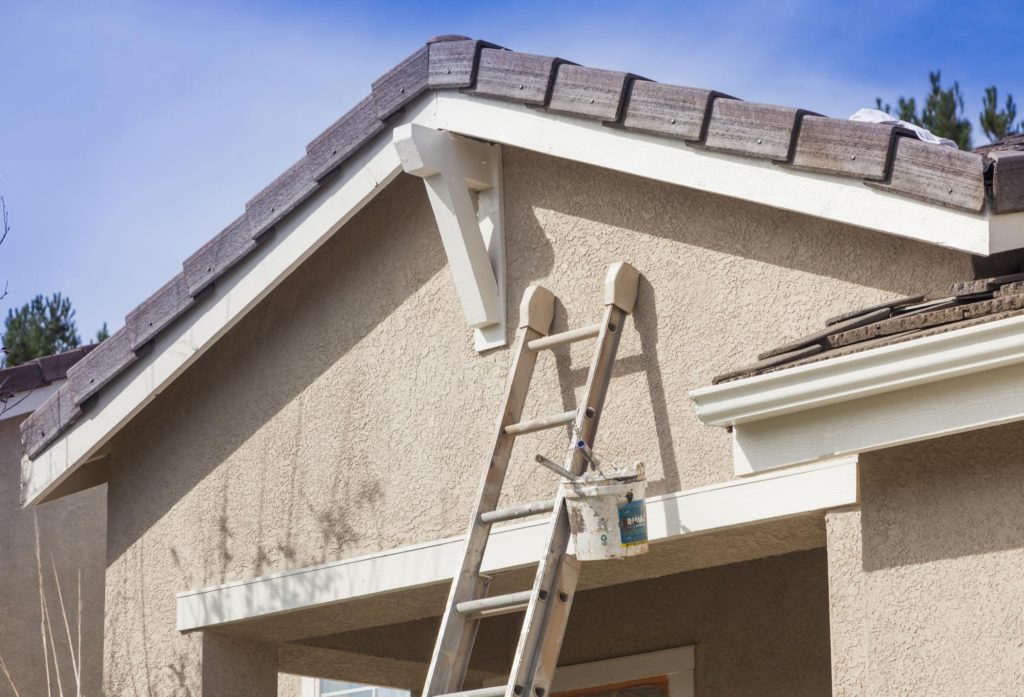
[
  {"xmin": 690, "ymin": 312, "xmax": 1024, "ymax": 474},
  {"xmin": 22, "ymin": 70, "xmax": 1024, "ymax": 505},
  {"xmin": 431, "ymin": 91, "xmax": 1019, "ymax": 256},
  {"xmin": 20, "ymin": 102, "xmax": 415, "ymax": 507}
]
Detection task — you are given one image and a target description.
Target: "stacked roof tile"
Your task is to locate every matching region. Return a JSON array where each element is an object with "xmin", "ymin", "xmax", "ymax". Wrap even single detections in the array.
[
  {"xmin": 21, "ymin": 35, "xmax": 1024, "ymax": 458},
  {"xmin": 0, "ymin": 345, "xmax": 95, "ymax": 399},
  {"xmin": 714, "ymin": 273, "xmax": 1024, "ymax": 384}
]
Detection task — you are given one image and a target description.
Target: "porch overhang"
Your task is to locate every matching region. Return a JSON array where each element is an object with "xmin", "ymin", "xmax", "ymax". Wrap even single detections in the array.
[
  {"xmin": 690, "ymin": 312, "xmax": 1024, "ymax": 474},
  {"xmin": 176, "ymin": 456, "xmax": 856, "ymax": 632}
]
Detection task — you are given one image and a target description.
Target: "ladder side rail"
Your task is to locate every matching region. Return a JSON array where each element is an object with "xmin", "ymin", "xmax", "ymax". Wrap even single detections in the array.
[
  {"xmin": 506, "ymin": 301, "xmax": 629, "ymax": 697},
  {"xmin": 423, "ymin": 286, "xmax": 556, "ymax": 695}
]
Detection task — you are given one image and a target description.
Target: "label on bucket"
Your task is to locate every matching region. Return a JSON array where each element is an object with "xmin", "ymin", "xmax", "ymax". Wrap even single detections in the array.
[{"xmin": 618, "ymin": 499, "xmax": 647, "ymax": 546}]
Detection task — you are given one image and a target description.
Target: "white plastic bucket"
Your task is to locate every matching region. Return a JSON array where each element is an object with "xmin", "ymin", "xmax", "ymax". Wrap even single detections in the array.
[{"xmin": 562, "ymin": 472, "xmax": 647, "ymax": 561}]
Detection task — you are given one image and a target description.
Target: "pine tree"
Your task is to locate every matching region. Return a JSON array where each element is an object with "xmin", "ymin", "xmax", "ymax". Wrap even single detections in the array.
[
  {"xmin": 980, "ymin": 86, "xmax": 1019, "ymax": 142},
  {"xmin": 3, "ymin": 293, "xmax": 82, "ymax": 366},
  {"xmin": 920, "ymin": 72, "xmax": 972, "ymax": 149},
  {"xmin": 876, "ymin": 71, "xmax": 974, "ymax": 149}
]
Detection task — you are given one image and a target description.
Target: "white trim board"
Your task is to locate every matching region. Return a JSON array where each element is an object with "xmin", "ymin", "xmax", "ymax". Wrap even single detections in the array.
[
  {"xmin": 429, "ymin": 92, "xmax": 1024, "ymax": 257},
  {"xmin": 26, "ymin": 88, "xmax": 1018, "ymax": 505},
  {"xmin": 176, "ymin": 457, "xmax": 857, "ymax": 632},
  {"xmin": 690, "ymin": 313, "xmax": 1024, "ymax": 473}
]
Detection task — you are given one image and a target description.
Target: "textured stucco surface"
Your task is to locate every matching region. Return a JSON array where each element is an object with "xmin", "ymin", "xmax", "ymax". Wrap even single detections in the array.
[
  {"xmin": 201, "ymin": 632, "xmax": 278, "ymax": 696},
  {"xmin": 0, "ymin": 416, "xmax": 106, "ymax": 697},
  {"xmin": 287, "ymin": 549, "xmax": 832, "ymax": 696},
  {"xmin": 100, "ymin": 146, "xmax": 976, "ymax": 692},
  {"xmin": 827, "ymin": 423, "xmax": 1024, "ymax": 696}
]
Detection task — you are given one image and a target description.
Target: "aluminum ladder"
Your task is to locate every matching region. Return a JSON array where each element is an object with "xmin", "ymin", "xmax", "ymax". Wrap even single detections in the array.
[{"xmin": 422, "ymin": 262, "xmax": 641, "ymax": 697}]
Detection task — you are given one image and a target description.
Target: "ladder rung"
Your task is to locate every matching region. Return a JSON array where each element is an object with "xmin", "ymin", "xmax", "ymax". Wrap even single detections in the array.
[
  {"xmin": 528, "ymin": 323, "xmax": 601, "ymax": 351},
  {"xmin": 437, "ymin": 687, "xmax": 507, "ymax": 697},
  {"xmin": 504, "ymin": 409, "xmax": 576, "ymax": 436},
  {"xmin": 480, "ymin": 499, "xmax": 556, "ymax": 525},
  {"xmin": 456, "ymin": 590, "xmax": 533, "ymax": 619}
]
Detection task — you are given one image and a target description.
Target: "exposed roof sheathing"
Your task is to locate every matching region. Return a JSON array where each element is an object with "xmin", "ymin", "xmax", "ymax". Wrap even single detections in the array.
[{"xmin": 20, "ymin": 35, "xmax": 1024, "ymax": 459}]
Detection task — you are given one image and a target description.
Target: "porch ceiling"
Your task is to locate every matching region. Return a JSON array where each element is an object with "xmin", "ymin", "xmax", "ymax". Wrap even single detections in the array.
[{"xmin": 271, "ymin": 544, "xmax": 828, "ymax": 691}]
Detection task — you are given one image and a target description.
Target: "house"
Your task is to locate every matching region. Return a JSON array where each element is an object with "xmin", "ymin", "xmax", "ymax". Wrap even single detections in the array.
[
  {"xmin": 0, "ymin": 346, "xmax": 105, "ymax": 697},
  {"xmin": 13, "ymin": 35, "xmax": 1024, "ymax": 696}
]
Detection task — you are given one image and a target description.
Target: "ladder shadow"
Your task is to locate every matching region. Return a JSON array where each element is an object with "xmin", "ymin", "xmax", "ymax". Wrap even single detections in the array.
[{"xmin": 550, "ymin": 275, "xmax": 681, "ymax": 493}]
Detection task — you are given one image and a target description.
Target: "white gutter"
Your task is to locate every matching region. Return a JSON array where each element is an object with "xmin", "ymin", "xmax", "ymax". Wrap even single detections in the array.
[
  {"xmin": 690, "ymin": 313, "xmax": 1024, "ymax": 474},
  {"xmin": 176, "ymin": 456, "xmax": 857, "ymax": 631}
]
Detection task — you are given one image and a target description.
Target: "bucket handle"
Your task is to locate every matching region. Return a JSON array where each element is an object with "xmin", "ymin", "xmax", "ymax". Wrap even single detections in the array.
[{"xmin": 534, "ymin": 454, "xmax": 580, "ymax": 481}]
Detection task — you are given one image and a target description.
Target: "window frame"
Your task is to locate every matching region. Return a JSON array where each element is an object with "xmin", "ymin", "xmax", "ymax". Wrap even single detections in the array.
[
  {"xmin": 302, "ymin": 645, "xmax": 695, "ymax": 697},
  {"xmin": 549, "ymin": 646, "xmax": 694, "ymax": 697}
]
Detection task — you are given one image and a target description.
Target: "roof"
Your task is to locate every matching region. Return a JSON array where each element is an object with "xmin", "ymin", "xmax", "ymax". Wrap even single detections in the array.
[
  {"xmin": 19, "ymin": 34, "xmax": 1024, "ymax": 460},
  {"xmin": 976, "ymin": 134, "xmax": 1024, "ymax": 157},
  {"xmin": 1, "ymin": 345, "xmax": 95, "ymax": 398},
  {"xmin": 713, "ymin": 273, "xmax": 1024, "ymax": 384}
]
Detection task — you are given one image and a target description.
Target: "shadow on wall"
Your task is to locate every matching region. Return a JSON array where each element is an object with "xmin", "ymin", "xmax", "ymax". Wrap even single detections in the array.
[
  {"xmin": 105, "ymin": 169, "xmax": 559, "ymax": 580},
  {"xmin": 97, "ymin": 145, "xmax": 986, "ymax": 683},
  {"xmin": 544, "ymin": 274, "xmax": 680, "ymax": 492},
  {"xmin": 859, "ymin": 420, "xmax": 1024, "ymax": 571},
  {"xmin": 508, "ymin": 152, "xmax": 970, "ymax": 300},
  {"xmin": 103, "ymin": 146, "xmax": 974, "ymax": 582},
  {"xmin": 109, "ymin": 174, "xmax": 440, "ymax": 572}
]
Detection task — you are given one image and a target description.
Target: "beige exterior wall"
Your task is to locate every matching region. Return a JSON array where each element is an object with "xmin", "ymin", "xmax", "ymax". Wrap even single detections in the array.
[
  {"xmin": 0, "ymin": 415, "xmax": 105, "ymax": 697},
  {"xmin": 99, "ymin": 146, "xmax": 978, "ymax": 693},
  {"xmin": 827, "ymin": 422, "xmax": 1024, "ymax": 695}
]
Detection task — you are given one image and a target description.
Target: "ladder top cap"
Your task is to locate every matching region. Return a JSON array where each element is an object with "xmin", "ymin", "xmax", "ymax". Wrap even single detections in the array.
[
  {"xmin": 519, "ymin": 285, "xmax": 556, "ymax": 333},
  {"xmin": 604, "ymin": 262, "xmax": 641, "ymax": 313}
]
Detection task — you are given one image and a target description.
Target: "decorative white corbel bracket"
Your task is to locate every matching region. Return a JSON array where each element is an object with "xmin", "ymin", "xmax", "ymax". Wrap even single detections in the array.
[{"xmin": 392, "ymin": 123, "xmax": 506, "ymax": 351}]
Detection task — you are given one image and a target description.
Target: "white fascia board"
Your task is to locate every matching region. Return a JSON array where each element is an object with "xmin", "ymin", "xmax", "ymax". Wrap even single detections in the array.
[
  {"xmin": 1, "ymin": 382, "xmax": 62, "ymax": 421},
  {"xmin": 429, "ymin": 92, "xmax": 1021, "ymax": 256},
  {"xmin": 23, "ymin": 101, "xmax": 439, "ymax": 506},
  {"xmin": 690, "ymin": 313, "xmax": 1024, "ymax": 474},
  {"xmin": 733, "ymin": 359, "xmax": 1024, "ymax": 473},
  {"xmin": 175, "ymin": 456, "xmax": 857, "ymax": 631},
  {"xmin": 690, "ymin": 313, "xmax": 1024, "ymax": 428}
]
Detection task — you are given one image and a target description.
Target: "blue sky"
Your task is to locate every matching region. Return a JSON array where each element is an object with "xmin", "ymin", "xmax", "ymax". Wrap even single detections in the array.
[{"xmin": 2, "ymin": 0, "xmax": 1020, "ymax": 338}]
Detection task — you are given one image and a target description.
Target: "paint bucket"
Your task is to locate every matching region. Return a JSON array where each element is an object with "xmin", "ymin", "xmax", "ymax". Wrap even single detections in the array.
[{"xmin": 562, "ymin": 463, "xmax": 647, "ymax": 560}]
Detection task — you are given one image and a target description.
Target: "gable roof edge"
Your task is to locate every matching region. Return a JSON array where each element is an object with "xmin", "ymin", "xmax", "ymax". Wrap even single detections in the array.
[
  {"xmin": 20, "ymin": 106, "xmax": 414, "ymax": 506},
  {"xmin": 21, "ymin": 36, "xmax": 1024, "ymax": 500}
]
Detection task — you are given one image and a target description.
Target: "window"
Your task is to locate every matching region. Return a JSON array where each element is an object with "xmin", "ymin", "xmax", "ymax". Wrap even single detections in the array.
[
  {"xmin": 485, "ymin": 646, "xmax": 694, "ymax": 697},
  {"xmin": 303, "ymin": 679, "xmax": 411, "ymax": 697},
  {"xmin": 303, "ymin": 647, "xmax": 694, "ymax": 697}
]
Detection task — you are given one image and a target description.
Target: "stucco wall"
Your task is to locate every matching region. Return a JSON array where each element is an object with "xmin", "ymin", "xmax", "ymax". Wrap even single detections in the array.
[
  {"xmin": 100, "ymin": 146, "xmax": 976, "ymax": 693},
  {"xmin": 0, "ymin": 415, "xmax": 105, "ymax": 697},
  {"xmin": 827, "ymin": 422, "xmax": 1024, "ymax": 695}
]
